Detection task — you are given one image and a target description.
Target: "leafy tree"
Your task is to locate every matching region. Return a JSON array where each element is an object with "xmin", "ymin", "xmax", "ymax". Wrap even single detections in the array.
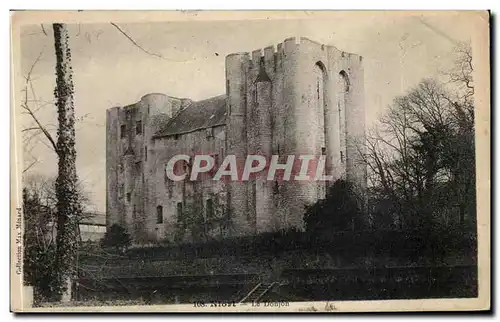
[
  {"xmin": 360, "ymin": 43, "xmax": 476, "ymax": 230},
  {"xmin": 304, "ymin": 179, "xmax": 364, "ymax": 238},
  {"xmin": 22, "ymin": 187, "xmax": 58, "ymax": 302},
  {"xmin": 22, "ymin": 173, "xmax": 95, "ymax": 303},
  {"xmin": 100, "ymin": 224, "xmax": 132, "ymax": 252}
]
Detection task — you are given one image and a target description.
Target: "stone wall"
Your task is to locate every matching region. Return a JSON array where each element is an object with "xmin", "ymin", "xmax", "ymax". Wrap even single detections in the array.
[
  {"xmin": 106, "ymin": 37, "xmax": 366, "ymax": 243},
  {"xmin": 146, "ymin": 126, "xmax": 227, "ymax": 243}
]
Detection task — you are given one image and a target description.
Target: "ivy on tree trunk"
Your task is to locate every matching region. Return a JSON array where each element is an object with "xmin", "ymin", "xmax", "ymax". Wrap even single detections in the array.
[{"xmin": 51, "ymin": 23, "xmax": 81, "ymax": 301}]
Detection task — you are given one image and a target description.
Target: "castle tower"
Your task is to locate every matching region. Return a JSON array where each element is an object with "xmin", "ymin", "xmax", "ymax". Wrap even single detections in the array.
[
  {"xmin": 341, "ymin": 55, "xmax": 366, "ymax": 193},
  {"xmin": 223, "ymin": 37, "xmax": 366, "ymax": 234},
  {"xmin": 225, "ymin": 53, "xmax": 252, "ymax": 236},
  {"xmin": 106, "ymin": 107, "xmax": 121, "ymax": 227},
  {"xmin": 252, "ymin": 57, "xmax": 274, "ymax": 233},
  {"xmin": 106, "ymin": 93, "xmax": 188, "ymax": 242}
]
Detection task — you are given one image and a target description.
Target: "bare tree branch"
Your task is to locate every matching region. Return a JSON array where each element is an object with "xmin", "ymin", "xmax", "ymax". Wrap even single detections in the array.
[
  {"xmin": 23, "ymin": 159, "xmax": 38, "ymax": 174},
  {"xmin": 40, "ymin": 24, "xmax": 48, "ymax": 36},
  {"xmin": 110, "ymin": 22, "xmax": 186, "ymax": 62},
  {"xmin": 22, "ymin": 98, "xmax": 58, "ymax": 153},
  {"xmin": 363, "ymin": 43, "xmax": 476, "ymax": 229},
  {"xmin": 110, "ymin": 22, "xmax": 163, "ymax": 58},
  {"xmin": 25, "ymin": 50, "xmax": 43, "ymax": 81},
  {"xmin": 22, "ymin": 127, "xmax": 42, "ymax": 132},
  {"xmin": 21, "ymin": 50, "xmax": 58, "ymax": 173}
]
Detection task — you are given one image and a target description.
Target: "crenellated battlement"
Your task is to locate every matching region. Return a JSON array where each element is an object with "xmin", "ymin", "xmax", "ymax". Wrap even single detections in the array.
[
  {"xmin": 300, "ymin": 36, "xmax": 321, "ymax": 45},
  {"xmin": 232, "ymin": 37, "xmax": 301, "ymax": 80},
  {"xmin": 236, "ymin": 37, "xmax": 297, "ymax": 64},
  {"xmin": 228, "ymin": 37, "xmax": 364, "ymax": 83},
  {"xmin": 251, "ymin": 48, "xmax": 263, "ymax": 66}
]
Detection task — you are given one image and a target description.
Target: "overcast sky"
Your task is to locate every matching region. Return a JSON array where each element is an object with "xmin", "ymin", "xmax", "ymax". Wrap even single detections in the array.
[{"xmin": 18, "ymin": 11, "xmax": 479, "ymax": 212}]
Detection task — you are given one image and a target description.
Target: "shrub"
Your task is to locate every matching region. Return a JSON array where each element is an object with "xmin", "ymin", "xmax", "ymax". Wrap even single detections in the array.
[
  {"xmin": 100, "ymin": 224, "xmax": 131, "ymax": 253},
  {"xmin": 304, "ymin": 179, "xmax": 364, "ymax": 239}
]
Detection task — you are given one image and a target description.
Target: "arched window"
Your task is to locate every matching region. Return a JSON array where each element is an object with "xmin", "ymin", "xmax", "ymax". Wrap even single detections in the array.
[
  {"xmin": 339, "ymin": 70, "xmax": 350, "ymax": 93},
  {"xmin": 313, "ymin": 62, "xmax": 328, "ymax": 151},
  {"xmin": 314, "ymin": 62, "xmax": 328, "ymax": 100},
  {"xmin": 314, "ymin": 62, "xmax": 328, "ymax": 199},
  {"xmin": 338, "ymin": 70, "xmax": 350, "ymax": 166}
]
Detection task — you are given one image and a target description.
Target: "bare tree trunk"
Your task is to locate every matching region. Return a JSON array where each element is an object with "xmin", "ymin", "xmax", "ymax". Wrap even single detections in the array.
[{"xmin": 52, "ymin": 23, "xmax": 81, "ymax": 302}]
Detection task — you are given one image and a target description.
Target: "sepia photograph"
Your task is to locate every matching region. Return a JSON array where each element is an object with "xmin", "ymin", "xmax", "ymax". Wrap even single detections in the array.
[{"xmin": 10, "ymin": 10, "xmax": 490, "ymax": 312}]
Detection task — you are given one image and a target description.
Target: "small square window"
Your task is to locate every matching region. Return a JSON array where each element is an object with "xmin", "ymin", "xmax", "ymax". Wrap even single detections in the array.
[{"xmin": 273, "ymin": 181, "xmax": 279, "ymax": 195}]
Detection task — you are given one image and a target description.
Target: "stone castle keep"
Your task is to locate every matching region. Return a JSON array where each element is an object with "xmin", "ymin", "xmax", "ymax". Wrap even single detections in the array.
[{"xmin": 106, "ymin": 37, "xmax": 366, "ymax": 243}]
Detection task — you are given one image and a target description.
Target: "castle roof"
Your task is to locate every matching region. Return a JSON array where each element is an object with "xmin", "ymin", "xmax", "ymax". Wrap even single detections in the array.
[{"xmin": 154, "ymin": 94, "xmax": 227, "ymax": 137}]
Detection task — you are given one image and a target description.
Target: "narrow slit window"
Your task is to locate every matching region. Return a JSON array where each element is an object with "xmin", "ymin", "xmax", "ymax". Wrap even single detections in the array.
[
  {"xmin": 120, "ymin": 124, "xmax": 126, "ymax": 138},
  {"xmin": 176, "ymin": 202, "xmax": 183, "ymax": 223},
  {"xmin": 273, "ymin": 181, "xmax": 279, "ymax": 195},
  {"xmin": 206, "ymin": 199, "xmax": 214, "ymax": 220},
  {"xmin": 156, "ymin": 205, "xmax": 163, "ymax": 224},
  {"xmin": 136, "ymin": 120, "xmax": 142, "ymax": 135}
]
